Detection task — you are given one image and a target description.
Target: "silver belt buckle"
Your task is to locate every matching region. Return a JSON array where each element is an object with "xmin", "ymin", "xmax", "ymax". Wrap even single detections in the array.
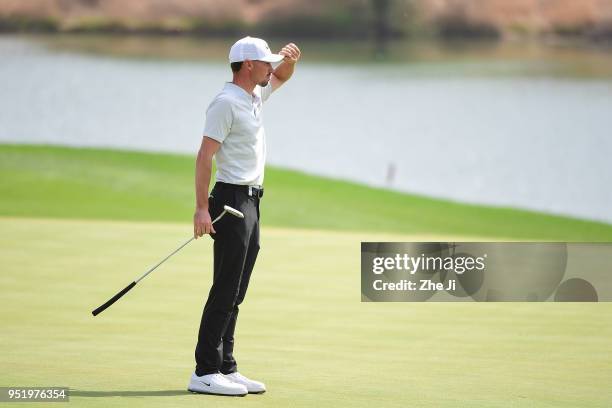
[{"xmin": 248, "ymin": 185, "xmax": 252, "ymax": 196}]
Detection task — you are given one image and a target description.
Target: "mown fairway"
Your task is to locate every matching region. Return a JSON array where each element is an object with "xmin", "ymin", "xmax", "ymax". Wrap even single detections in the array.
[{"xmin": 1, "ymin": 218, "xmax": 611, "ymax": 407}]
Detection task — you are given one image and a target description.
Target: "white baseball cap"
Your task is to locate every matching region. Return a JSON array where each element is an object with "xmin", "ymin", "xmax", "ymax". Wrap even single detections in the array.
[{"xmin": 229, "ymin": 36, "xmax": 284, "ymax": 64}]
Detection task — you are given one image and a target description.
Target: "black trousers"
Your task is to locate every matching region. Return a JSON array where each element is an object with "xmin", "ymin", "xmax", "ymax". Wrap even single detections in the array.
[{"xmin": 194, "ymin": 182, "xmax": 261, "ymax": 376}]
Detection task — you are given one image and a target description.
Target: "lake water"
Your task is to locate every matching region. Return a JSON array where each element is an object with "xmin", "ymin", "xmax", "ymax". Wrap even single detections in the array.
[{"xmin": 1, "ymin": 35, "xmax": 611, "ymax": 223}]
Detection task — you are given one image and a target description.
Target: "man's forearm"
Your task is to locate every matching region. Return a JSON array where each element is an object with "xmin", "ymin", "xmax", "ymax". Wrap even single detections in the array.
[
  {"xmin": 273, "ymin": 61, "xmax": 295, "ymax": 82},
  {"xmin": 195, "ymin": 150, "xmax": 213, "ymax": 210}
]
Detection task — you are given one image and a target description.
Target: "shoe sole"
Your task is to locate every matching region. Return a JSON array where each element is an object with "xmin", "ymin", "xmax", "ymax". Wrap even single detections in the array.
[
  {"xmin": 249, "ymin": 390, "xmax": 266, "ymax": 394},
  {"xmin": 188, "ymin": 388, "xmax": 247, "ymax": 397}
]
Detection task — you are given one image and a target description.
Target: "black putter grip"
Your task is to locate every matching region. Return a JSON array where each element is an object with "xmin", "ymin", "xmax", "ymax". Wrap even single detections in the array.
[{"xmin": 92, "ymin": 281, "xmax": 137, "ymax": 316}]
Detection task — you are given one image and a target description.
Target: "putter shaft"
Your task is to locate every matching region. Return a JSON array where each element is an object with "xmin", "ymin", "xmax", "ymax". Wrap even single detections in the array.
[{"xmin": 92, "ymin": 206, "xmax": 242, "ymax": 316}]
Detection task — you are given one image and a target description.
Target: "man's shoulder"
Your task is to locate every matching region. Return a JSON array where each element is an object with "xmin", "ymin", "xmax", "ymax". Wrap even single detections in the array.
[
  {"xmin": 215, "ymin": 83, "xmax": 245, "ymax": 101},
  {"xmin": 212, "ymin": 87, "xmax": 237, "ymax": 103},
  {"xmin": 207, "ymin": 91, "xmax": 236, "ymax": 112}
]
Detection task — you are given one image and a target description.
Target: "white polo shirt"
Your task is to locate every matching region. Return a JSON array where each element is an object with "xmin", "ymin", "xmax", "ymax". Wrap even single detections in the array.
[{"xmin": 203, "ymin": 81, "xmax": 273, "ymax": 186}]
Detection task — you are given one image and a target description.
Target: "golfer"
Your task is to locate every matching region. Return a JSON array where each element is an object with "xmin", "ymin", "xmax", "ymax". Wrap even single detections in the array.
[{"xmin": 189, "ymin": 37, "xmax": 300, "ymax": 396}]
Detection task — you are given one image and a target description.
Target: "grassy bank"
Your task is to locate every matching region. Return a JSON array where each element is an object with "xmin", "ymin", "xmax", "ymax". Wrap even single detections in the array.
[{"xmin": 1, "ymin": 144, "xmax": 611, "ymax": 240}]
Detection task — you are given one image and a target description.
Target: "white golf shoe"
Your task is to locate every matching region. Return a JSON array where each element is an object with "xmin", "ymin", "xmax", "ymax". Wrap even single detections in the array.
[
  {"xmin": 223, "ymin": 372, "xmax": 266, "ymax": 394},
  {"xmin": 188, "ymin": 372, "xmax": 248, "ymax": 397}
]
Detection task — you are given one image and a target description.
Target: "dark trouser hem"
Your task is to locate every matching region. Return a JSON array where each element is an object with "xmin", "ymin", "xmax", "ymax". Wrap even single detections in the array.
[
  {"xmin": 195, "ymin": 368, "xmax": 220, "ymax": 377},
  {"xmin": 220, "ymin": 365, "xmax": 238, "ymax": 375}
]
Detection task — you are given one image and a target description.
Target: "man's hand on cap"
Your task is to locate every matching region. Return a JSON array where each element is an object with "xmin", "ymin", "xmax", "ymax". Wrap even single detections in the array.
[{"xmin": 279, "ymin": 43, "xmax": 301, "ymax": 65}]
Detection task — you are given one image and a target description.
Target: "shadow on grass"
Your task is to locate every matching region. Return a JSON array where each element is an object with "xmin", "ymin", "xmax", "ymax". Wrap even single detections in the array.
[{"xmin": 71, "ymin": 389, "xmax": 188, "ymax": 397}]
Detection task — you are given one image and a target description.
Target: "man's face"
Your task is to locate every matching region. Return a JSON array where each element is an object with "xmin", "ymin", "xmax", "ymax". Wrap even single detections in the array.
[{"xmin": 249, "ymin": 60, "xmax": 273, "ymax": 87}]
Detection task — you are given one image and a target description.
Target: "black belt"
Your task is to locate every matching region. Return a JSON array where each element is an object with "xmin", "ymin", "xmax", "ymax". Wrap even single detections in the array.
[{"xmin": 216, "ymin": 182, "xmax": 264, "ymax": 198}]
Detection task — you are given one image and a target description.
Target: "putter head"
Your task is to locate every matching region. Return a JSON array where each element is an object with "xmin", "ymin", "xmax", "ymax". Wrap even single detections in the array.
[{"xmin": 223, "ymin": 205, "xmax": 244, "ymax": 219}]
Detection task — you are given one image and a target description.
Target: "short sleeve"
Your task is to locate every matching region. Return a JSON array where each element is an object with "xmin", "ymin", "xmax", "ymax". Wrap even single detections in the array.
[
  {"xmin": 260, "ymin": 81, "xmax": 273, "ymax": 102},
  {"xmin": 203, "ymin": 97, "xmax": 233, "ymax": 143}
]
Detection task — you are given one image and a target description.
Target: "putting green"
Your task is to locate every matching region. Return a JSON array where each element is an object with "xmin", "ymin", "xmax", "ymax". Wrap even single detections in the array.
[{"xmin": 1, "ymin": 217, "xmax": 610, "ymax": 407}]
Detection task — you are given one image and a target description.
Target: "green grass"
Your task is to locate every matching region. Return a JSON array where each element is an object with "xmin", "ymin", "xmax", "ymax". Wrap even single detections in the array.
[
  {"xmin": 1, "ymin": 144, "xmax": 611, "ymax": 240},
  {"xmin": 1, "ymin": 145, "xmax": 611, "ymax": 406},
  {"xmin": 1, "ymin": 218, "xmax": 611, "ymax": 407}
]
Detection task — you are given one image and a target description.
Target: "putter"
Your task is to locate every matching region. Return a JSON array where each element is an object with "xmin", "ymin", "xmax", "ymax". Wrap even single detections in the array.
[{"xmin": 92, "ymin": 205, "xmax": 244, "ymax": 316}]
